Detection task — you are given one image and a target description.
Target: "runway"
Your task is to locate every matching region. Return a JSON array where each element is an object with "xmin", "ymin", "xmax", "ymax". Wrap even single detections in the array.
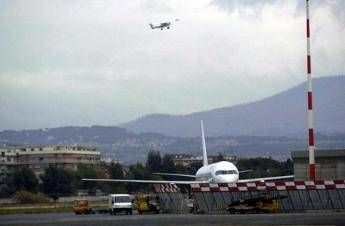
[{"xmin": 1, "ymin": 211, "xmax": 344, "ymax": 226}]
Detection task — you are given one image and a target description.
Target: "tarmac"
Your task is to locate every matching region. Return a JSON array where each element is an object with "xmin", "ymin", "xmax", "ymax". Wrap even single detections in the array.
[{"xmin": 0, "ymin": 211, "xmax": 345, "ymax": 226}]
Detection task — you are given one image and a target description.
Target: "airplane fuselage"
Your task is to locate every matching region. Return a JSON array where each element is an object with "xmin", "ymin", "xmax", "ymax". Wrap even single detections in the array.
[
  {"xmin": 149, "ymin": 22, "xmax": 171, "ymax": 30},
  {"xmin": 195, "ymin": 161, "xmax": 239, "ymax": 183}
]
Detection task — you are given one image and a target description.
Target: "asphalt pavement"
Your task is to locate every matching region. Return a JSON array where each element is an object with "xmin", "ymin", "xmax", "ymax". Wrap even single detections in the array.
[{"xmin": 1, "ymin": 211, "xmax": 344, "ymax": 226}]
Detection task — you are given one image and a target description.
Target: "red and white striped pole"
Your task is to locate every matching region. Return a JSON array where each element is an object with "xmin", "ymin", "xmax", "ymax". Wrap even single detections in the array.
[{"xmin": 306, "ymin": 0, "xmax": 315, "ymax": 181}]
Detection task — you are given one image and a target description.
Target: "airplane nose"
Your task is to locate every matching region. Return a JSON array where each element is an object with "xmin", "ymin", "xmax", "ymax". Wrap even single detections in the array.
[{"xmin": 215, "ymin": 175, "xmax": 238, "ymax": 183}]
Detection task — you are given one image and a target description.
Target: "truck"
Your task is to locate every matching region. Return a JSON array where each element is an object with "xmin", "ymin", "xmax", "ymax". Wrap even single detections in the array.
[
  {"xmin": 72, "ymin": 199, "xmax": 95, "ymax": 215},
  {"xmin": 108, "ymin": 194, "xmax": 133, "ymax": 215},
  {"xmin": 135, "ymin": 195, "xmax": 160, "ymax": 214}
]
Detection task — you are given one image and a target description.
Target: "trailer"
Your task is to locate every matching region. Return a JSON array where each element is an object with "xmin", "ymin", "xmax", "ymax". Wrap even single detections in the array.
[
  {"xmin": 72, "ymin": 199, "xmax": 109, "ymax": 214},
  {"xmin": 226, "ymin": 194, "xmax": 287, "ymax": 214}
]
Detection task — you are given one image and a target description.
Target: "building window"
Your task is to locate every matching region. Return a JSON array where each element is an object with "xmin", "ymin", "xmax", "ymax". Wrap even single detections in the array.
[
  {"xmin": 1, "ymin": 152, "xmax": 4, "ymax": 157},
  {"xmin": 39, "ymin": 157, "xmax": 44, "ymax": 161}
]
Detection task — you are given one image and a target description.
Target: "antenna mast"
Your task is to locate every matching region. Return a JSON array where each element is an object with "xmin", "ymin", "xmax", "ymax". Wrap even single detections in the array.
[{"xmin": 306, "ymin": 0, "xmax": 316, "ymax": 180}]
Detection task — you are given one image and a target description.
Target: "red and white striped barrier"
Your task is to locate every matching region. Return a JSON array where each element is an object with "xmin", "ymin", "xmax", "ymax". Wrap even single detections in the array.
[
  {"xmin": 190, "ymin": 180, "xmax": 345, "ymax": 192},
  {"xmin": 154, "ymin": 183, "xmax": 181, "ymax": 193}
]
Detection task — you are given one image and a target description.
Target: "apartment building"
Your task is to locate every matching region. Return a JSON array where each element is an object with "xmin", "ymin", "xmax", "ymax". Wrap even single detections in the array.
[{"xmin": 0, "ymin": 146, "xmax": 101, "ymax": 181}]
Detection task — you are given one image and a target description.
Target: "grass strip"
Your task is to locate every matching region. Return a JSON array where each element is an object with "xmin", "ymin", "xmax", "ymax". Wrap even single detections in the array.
[{"xmin": 0, "ymin": 206, "xmax": 71, "ymax": 215}]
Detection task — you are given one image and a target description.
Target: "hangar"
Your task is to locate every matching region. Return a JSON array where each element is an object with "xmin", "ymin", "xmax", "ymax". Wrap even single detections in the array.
[{"xmin": 291, "ymin": 149, "xmax": 345, "ymax": 181}]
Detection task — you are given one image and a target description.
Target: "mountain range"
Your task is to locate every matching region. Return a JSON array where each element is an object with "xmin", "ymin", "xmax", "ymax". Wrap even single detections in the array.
[
  {"xmin": 1, "ymin": 76, "xmax": 344, "ymax": 164},
  {"xmin": 121, "ymin": 76, "xmax": 345, "ymax": 137},
  {"xmin": 1, "ymin": 125, "xmax": 345, "ymax": 164}
]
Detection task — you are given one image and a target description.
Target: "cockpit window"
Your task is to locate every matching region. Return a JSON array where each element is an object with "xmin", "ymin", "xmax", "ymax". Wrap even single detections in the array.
[{"xmin": 215, "ymin": 170, "xmax": 238, "ymax": 175}]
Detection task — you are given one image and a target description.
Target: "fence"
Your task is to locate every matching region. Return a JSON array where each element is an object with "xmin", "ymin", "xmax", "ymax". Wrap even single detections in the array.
[
  {"xmin": 153, "ymin": 184, "xmax": 189, "ymax": 213},
  {"xmin": 190, "ymin": 180, "xmax": 345, "ymax": 213}
]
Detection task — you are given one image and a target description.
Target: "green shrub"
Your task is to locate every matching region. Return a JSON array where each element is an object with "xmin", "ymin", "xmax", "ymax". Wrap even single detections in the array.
[{"xmin": 13, "ymin": 190, "xmax": 48, "ymax": 204}]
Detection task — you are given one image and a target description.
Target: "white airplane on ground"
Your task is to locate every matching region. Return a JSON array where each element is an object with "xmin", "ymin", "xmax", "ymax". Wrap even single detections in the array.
[
  {"xmin": 83, "ymin": 121, "xmax": 293, "ymax": 184},
  {"xmin": 149, "ymin": 19, "xmax": 179, "ymax": 30}
]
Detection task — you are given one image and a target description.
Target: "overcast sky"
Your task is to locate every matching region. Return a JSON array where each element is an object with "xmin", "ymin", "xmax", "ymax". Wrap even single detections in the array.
[{"xmin": 0, "ymin": 0, "xmax": 344, "ymax": 131}]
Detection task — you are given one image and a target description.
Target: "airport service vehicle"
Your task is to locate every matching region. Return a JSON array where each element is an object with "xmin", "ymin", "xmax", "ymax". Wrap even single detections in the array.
[
  {"xmin": 83, "ymin": 121, "xmax": 293, "ymax": 185},
  {"xmin": 136, "ymin": 195, "xmax": 160, "ymax": 214},
  {"xmin": 108, "ymin": 194, "xmax": 132, "ymax": 215},
  {"xmin": 226, "ymin": 194, "xmax": 287, "ymax": 214},
  {"xmin": 73, "ymin": 199, "xmax": 95, "ymax": 215}
]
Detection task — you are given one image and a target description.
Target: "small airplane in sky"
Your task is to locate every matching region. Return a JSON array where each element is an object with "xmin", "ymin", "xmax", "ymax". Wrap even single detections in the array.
[
  {"xmin": 83, "ymin": 121, "xmax": 294, "ymax": 184},
  {"xmin": 149, "ymin": 19, "xmax": 179, "ymax": 30}
]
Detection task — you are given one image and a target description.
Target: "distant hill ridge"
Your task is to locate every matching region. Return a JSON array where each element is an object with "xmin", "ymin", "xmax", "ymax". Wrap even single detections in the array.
[
  {"xmin": 121, "ymin": 76, "xmax": 345, "ymax": 137},
  {"xmin": 1, "ymin": 124, "xmax": 345, "ymax": 164}
]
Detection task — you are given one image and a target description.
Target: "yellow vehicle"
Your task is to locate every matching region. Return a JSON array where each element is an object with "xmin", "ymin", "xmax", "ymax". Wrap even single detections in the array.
[
  {"xmin": 227, "ymin": 194, "xmax": 286, "ymax": 214},
  {"xmin": 73, "ymin": 199, "xmax": 95, "ymax": 215},
  {"xmin": 136, "ymin": 195, "xmax": 160, "ymax": 214}
]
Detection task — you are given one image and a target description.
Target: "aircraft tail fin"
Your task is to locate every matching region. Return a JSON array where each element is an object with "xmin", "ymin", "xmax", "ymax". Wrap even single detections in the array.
[
  {"xmin": 200, "ymin": 120, "xmax": 208, "ymax": 166},
  {"xmin": 149, "ymin": 23, "xmax": 154, "ymax": 29}
]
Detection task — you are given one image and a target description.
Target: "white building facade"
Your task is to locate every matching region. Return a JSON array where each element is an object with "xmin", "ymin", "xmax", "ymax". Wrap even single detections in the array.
[{"xmin": 0, "ymin": 146, "xmax": 100, "ymax": 183}]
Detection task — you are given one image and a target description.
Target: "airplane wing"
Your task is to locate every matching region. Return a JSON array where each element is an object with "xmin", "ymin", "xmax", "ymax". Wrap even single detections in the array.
[
  {"xmin": 82, "ymin": 178, "xmax": 205, "ymax": 185},
  {"xmin": 238, "ymin": 169, "xmax": 253, "ymax": 174},
  {"xmin": 238, "ymin": 175, "xmax": 294, "ymax": 183},
  {"xmin": 153, "ymin": 173, "xmax": 196, "ymax": 178}
]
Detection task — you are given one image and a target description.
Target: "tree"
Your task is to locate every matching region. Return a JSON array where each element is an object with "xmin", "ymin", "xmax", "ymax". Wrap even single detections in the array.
[
  {"xmin": 12, "ymin": 167, "xmax": 38, "ymax": 192},
  {"xmin": 281, "ymin": 159, "xmax": 294, "ymax": 175},
  {"xmin": 108, "ymin": 162, "xmax": 124, "ymax": 179},
  {"xmin": 126, "ymin": 163, "xmax": 153, "ymax": 192},
  {"xmin": 40, "ymin": 165, "xmax": 75, "ymax": 199},
  {"xmin": 146, "ymin": 150, "xmax": 162, "ymax": 172},
  {"xmin": 237, "ymin": 157, "xmax": 293, "ymax": 179},
  {"xmin": 75, "ymin": 165, "xmax": 98, "ymax": 190},
  {"xmin": 162, "ymin": 154, "xmax": 176, "ymax": 173},
  {"xmin": 128, "ymin": 163, "xmax": 152, "ymax": 180},
  {"xmin": 105, "ymin": 162, "xmax": 126, "ymax": 193},
  {"xmin": 13, "ymin": 190, "xmax": 48, "ymax": 204},
  {"xmin": 175, "ymin": 163, "xmax": 188, "ymax": 174},
  {"xmin": 187, "ymin": 162, "xmax": 203, "ymax": 175}
]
